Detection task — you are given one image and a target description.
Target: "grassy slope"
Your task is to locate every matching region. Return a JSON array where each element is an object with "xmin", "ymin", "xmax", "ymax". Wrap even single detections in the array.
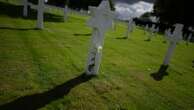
[{"xmin": 0, "ymin": 0, "xmax": 194, "ymax": 110}]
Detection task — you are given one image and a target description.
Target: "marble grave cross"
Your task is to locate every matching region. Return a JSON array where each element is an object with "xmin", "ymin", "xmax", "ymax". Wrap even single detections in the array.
[
  {"xmin": 162, "ymin": 24, "xmax": 183, "ymax": 66},
  {"xmin": 23, "ymin": 0, "xmax": 28, "ymax": 17},
  {"xmin": 23, "ymin": 0, "xmax": 69, "ymax": 29},
  {"xmin": 146, "ymin": 24, "xmax": 159, "ymax": 41},
  {"xmin": 187, "ymin": 27, "xmax": 193, "ymax": 45},
  {"xmin": 125, "ymin": 18, "xmax": 135, "ymax": 38},
  {"xmin": 23, "ymin": 0, "xmax": 44, "ymax": 29},
  {"xmin": 37, "ymin": 0, "xmax": 44, "ymax": 29},
  {"xmin": 64, "ymin": 5, "xmax": 68, "ymax": 21},
  {"xmin": 86, "ymin": 0, "xmax": 115, "ymax": 75}
]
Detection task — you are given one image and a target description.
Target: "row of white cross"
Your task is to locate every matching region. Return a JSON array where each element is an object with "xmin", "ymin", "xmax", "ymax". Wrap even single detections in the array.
[
  {"xmin": 144, "ymin": 24, "xmax": 160, "ymax": 41},
  {"xmin": 22, "ymin": 0, "xmax": 189, "ymax": 76},
  {"xmin": 86, "ymin": 0, "xmax": 188, "ymax": 75},
  {"xmin": 23, "ymin": 0, "xmax": 68, "ymax": 29}
]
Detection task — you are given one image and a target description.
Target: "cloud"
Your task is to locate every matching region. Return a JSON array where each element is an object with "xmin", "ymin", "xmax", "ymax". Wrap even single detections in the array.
[{"xmin": 115, "ymin": 1, "xmax": 153, "ymax": 20}]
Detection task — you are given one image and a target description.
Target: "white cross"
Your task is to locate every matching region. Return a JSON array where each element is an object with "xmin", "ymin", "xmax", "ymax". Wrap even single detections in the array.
[
  {"xmin": 144, "ymin": 24, "xmax": 149, "ymax": 35},
  {"xmin": 187, "ymin": 33, "xmax": 192, "ymax": 45},
  {"xmin": 150, "ymin": 16, "xmax": 159, "ymax": 23},
  {"xmin": 23, "ymin": 0, "xmax": 68, "ymax": 29},
  {"xmin": 36, "ymin": 0, "xmax": 44, "ymax": 29},
  {"xmin": 86, "ymin": 0, "xmax": 115, "ymax": 75},
  {"xmin": 126, "ymin": 18, "xmax": 134, "ymax": 38},
  {"xmin": 186, "ymin": 26, "xmax": 193, "ymax": 45},
  {"xmin": 163, "ymin": 23, "xmax": 183, "ymax": 66},
  {"xmin": 145, "ymin": 24, "xmax": 159, "ymax": 41},
  {"xmin": 23, "ymin": 0, "xmax": 44, "ymax": 29},
  {"xmin": 189, "ymin": 26, "xmax": 194, "ymax": 32},
  {"xmin": 64, "ymin": 5, "xmax": 68, "ymax": 21},
  {"xmin": 164, "ymin": 28, "xmax": 172, "ymax": 42},
  {"xmin": 23, "ymin": 0, "xmax": 28, "ymax": 17},
  {"xmin": 150, "ymin": 24, "xmax": 159, "ymax": 33},
  {"xmin": 165, "ymin": 28, "xmax": 171, "ymax": 37}
]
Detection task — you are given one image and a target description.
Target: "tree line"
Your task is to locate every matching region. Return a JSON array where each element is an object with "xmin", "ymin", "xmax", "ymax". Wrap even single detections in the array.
[
  {"xmin": 28, "ymin": 0, "xmax": 115, "ymax": 10},
  {"xmin": 29, "ymin": 0, "xmax": 193, "ymax": 26},
  {"xmin": 154, "ymin": 0, "xmax": 194, "ymax": 26}
]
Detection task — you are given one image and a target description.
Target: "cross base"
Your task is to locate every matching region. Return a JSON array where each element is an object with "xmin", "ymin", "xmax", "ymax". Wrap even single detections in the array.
[{"xmin": 151, "ymin": 65, "xmax": 169, "ymax": 81}]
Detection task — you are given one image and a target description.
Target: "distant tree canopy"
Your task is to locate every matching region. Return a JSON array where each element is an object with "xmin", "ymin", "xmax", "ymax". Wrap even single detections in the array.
[
  {"xmin": 154, "ymin": 0, "xmax": 194, "ymax": 26},
  {"xmin": 68, "ymin": 0, "xmax": 101, "ymax": 10},
  {"xmin": 28, "ymin": 0, "xmax": 115, "ymax": 11}
]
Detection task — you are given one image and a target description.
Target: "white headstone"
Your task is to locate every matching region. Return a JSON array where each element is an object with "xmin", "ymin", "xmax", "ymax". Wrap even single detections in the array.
[
  {"xmin": 150, "ymin": 24, "xmax": 159, "ymax": 33},
  {"xmin": 64, "ymin": 5, "xmax": 68, "ymax": 21},
  {"xmin": 36, "ymin": 0, "xmax": 44, "ymax": 29},
  {"xmin": 189, "ymin": 26, "xmax": 193, "ymax": 32},
  {"xmin": 156, "ymin": 17, "xmax": 160, "ymax": 23},
  {"xmin": 126, "ymin": 18, "xmax": 134, "ymax": 38},
  {"xmin": 146, "ymin": 24, "xmax": 159, "ymax": 41},
  {"xmin": 147, "ymin": 24, "xmax": 154, "ymax": 40},
  {"xmin": 144, "ymin": 24, "xmax": 149, "ymax": 34},
  {"xmin": 165, "ymin": 28, "xmax": 171, "ymax": 37},
  {"xmin": 163, "ymin": 23, "xmax": 183, "ymax": 65},
  {"xmin": 150, "ymin": 16, "xmax": 159, "ymax": 23},
  {"xmin": 186, "ymin": 27, "xmax": 193, "ymax": 45},
  {"xmin": 112, "ymin": 20, "xmax": 116, "ymax": 31},
  {"xmin": 86, "ymin": 0, "xmax": 115, "ymax": 75},
  {"xmin": 187, "ymin": 33, "xmax": 192, "ymax": 45},
  {"xmin": 23, "ymin": 0, "xmax": 28, "ymax": 17},
  {"xmin": 164, "ymin": 28, "xmax": 172, "ymax": 42},
  {"xmin": 88, "ymin": 10, "xmax": 91, "ymax": 14},
  {"xmin": 145, "ymin": 24, "xmax": 149, "ymax": 30}
]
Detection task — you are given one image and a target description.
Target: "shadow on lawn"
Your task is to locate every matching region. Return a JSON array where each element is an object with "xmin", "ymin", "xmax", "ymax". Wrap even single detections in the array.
[
  {"xmin": 73, "ymin": 33, "xmax": 92, "ymax": 36},
  {"xmin": 116, "ymin": 36, "xmax": 128, "ymax": 40},
  {"xmin": 192, "ymin": 60, "xmax": 194, "ymax": 68},
  {"xmin": 0, "ymin": 26, "xmax": 37, "ymax": 31},
  {"xmin": 144, "ymin": 39, "xmax": 151, "ymax": 42},
  {"xmin": 0, "ymin": 1, "xmax": 64, "ymax": 22},
  {"xmin": 0, "ymin": 73, "xmax": 95, "ymax": 110},
  {"xmin": 150, "ymin": 65, "xmax": 169, "ymax": 81}
]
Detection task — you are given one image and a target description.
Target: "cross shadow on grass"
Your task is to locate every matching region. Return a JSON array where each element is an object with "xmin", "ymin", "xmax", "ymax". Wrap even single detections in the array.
[
  {"xmin": 0, "ymin": 73, "xmax": 95, "ymax": 110},
  {"xmin": 73, "ymin": 33, "xmax": 92, "ymax": 36},
  {"xmin": 116, "ymin": 36, "xmax": 128, "ymax": 40},
  {"xmin": 144, "ymin": 39, "xmax": 151, "ymax": 42},
  {"xmin": 0, "ymin": 26, "xmax": 37, "ymax": 31},
  {"xmin": 0, "ymin": 1, "xmax": 64, "ymax": 22},
  {"xmin": 150, "ymin": 65, "xmax": 169, "ymax": 81},
  {"xmin": 192, "ymin": 60, "xmax": 194, "ymax": 68}
]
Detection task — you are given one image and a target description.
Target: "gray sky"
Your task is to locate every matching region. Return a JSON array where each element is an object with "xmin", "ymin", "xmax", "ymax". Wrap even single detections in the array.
[
  {"xmin": 114, "ymin": 0, "xmax": 154, "ymax": 20},
  {"xmin": 114, "ymin": 0, "xmax": 154, "ymax": 4}
]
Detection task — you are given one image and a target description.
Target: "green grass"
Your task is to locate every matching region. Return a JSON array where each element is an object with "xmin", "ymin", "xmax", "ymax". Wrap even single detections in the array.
[{"xmin": 0, "ymin": 0, "xmax": 194, "ymax": 110}]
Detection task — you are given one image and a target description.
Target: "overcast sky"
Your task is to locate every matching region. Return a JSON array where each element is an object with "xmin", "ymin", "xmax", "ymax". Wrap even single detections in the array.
[{"xmin": 114, "ymin": 0, "xmax": 154, "ymax": 20}]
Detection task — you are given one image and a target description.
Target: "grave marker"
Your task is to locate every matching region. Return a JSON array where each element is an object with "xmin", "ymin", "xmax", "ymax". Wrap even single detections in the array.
[
  {"xmin": 145, "ymin": 24, "xmax": 159, "ymax": 41},
  {"xmin": 85, "ymin": 0, "xmax": 115, "ymax": 75},
  {"xmin": 187, "ymin": 27, "xmax": 194, "ymax": 45},
  {"xmin": 151, "ymin": 24, "xmax": 183, "ymax": 80},
  {"xmin": 165, "ymin": 28, "xmax": 171, "ymax": 37},
  {"xmin": 144, "ymin": 24, "xmax": 149, "ymax": 35},
  {"xmin": 23, "ymin": 0, "xmax": 28, "ymax": 17},
  {"xmin": 64, "ymin": 5, "xmax": 68, "ymax": 21},
  {"xmin": 37, "ymin": 0, "xmax": 44, "ymax": 29},
  {"xmin": 23, "ymin": 0, "xmax": 68, "ymax": 29},
  {"xmin": 187, "ymin": 33, "xmax": 192, "ymax": 45},
  {"xmin": 164, "ymin": 28, "xmax": 172, "ymax": 43},
  {"xmin": 163, "ymin": 24, "xmax": 183, "ymax": 66},
  {"xmin": 125, "ymin": 18, "xmax": 134, "ymax": 38}
]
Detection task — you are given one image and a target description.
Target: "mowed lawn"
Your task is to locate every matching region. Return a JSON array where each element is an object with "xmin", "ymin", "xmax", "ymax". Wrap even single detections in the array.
[{"xmin": 0, "ymin": 1, "xmax": 194, "ymax": 110}]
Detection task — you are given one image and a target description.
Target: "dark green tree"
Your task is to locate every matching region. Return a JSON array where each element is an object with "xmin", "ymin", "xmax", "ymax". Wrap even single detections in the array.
[
  {"xmin": 28, "ymin": 0, "xmax": 115, "ymax": 11},
  {"xmin": 154, "ymin": 0, "xmax": 194, "ymax": 26},
  {"xmin": 108, "ymin": 0, "xmax": 115, "ymax": 11}
]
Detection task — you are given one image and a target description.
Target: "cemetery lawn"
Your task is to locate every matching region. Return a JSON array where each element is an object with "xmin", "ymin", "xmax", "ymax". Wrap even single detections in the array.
[{"xmin": 0, "ymin": 1, "xmax": 194, "ymax": 110}]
